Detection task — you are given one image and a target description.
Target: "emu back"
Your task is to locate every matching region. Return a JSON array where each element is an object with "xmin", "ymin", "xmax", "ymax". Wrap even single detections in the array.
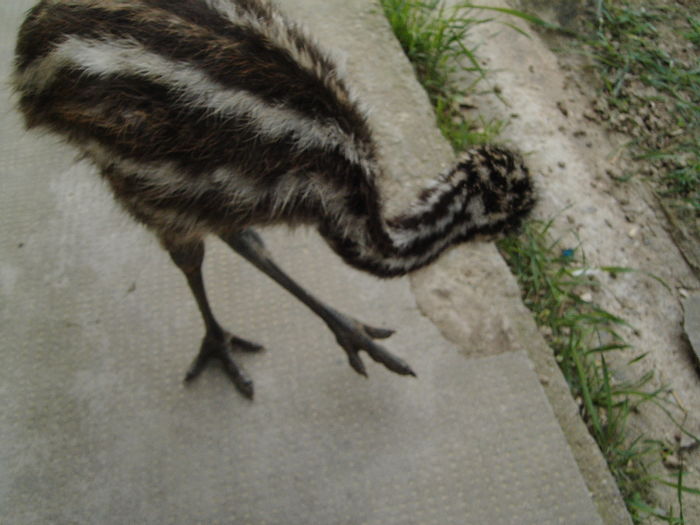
[{"xmin": 14, "ymin": 0, "xmax": 379, "ymax": 245}]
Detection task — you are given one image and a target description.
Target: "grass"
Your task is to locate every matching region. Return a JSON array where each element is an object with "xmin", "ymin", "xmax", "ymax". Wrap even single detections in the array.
[
  {"xmin": 586, "ymin": 1, "xmax": 700, "ymax": 216},
  {"xmin": 379, "ymin": 0, "xmax": 699, "ymax": 522},
  {"xmin": 379, "ymin": 0, "xmax": 504, "ymax": 148},
  {"xmin": 497, "ymin": 219, "xmax": 698, "ymax": 523}
]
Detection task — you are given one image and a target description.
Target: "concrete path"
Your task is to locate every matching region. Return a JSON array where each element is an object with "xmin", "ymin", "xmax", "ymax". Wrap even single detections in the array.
[{"xmin": 1, "ymin": 1, "xmax": 621, "ymax": 523}]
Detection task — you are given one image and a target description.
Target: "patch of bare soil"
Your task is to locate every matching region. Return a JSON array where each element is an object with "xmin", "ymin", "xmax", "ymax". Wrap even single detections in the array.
[
  {"xmin": 583, "ymin": 0, "xmax": 700, "ymax": 276},
  {"xmin": 469, "ymin": 0, "xmax": 700, "ymax": 521}
]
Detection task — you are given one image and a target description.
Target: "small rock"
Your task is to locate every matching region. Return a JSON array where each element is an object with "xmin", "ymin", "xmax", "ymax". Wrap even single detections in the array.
[
  {"xmin": 592, "ymin": 98, "xmax": 609, "ymax": 114},
  {"xmin": 556, "ymin": 101, "xmax": 569, "ymax": 117},
  {"xmin": 682, "ymin": 294, "xmax": 700, "ymax": 366},
  {"xmin": 433, "ymin": 288, "xmax": 451, "ymax": 300},
  {"xmin": 580, "ymin": 292, "xmax": 593, "ymax": 303},
  {"xmin": 582, "ymin": 111, "xmax": 599, "ymax": 122},
  {"xmin": 558, "ymin": 161, "xmax": 566, "ymax": 169},
  {"xmin": 605, "ymin": 168, "xmax": 621, "ymax": 179},
  {"xmin": 676, "ymin": 433, "xmax": 699, "ymax": 452},
  {"xmin": 573, "ymin": 130, "xmax": 587, "ymax": 138},
  {"xmin": 663, "ymin": 454, "xmax": 683, "ymax": 470},
  {"xmin": 628, "ymin": 227, "xmax": 639, "ymax": 238}
]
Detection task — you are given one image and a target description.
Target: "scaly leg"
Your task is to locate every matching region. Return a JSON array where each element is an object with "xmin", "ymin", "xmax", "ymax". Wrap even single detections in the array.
[
  {"xmin": 220, "ymin": 229, "xmax": 416, "ymax": 378},
  {"xmin": 167, "ymin": 240, "xmax": 262, "ymax": 398}
]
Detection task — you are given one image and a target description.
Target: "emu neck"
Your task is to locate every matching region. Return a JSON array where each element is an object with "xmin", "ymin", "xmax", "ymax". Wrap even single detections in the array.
[
  {"xmin": 317, "ymin": 145, "xmax": 534, "ymax": 278},
  {"xmin": 317, "ymin": 168, "xmax": 471, "ymax": 277}
]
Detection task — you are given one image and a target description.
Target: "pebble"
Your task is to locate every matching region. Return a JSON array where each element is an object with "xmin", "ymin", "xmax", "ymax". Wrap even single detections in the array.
[
  {"xmin": 678, "ymin": 434, "xmax": 700, "ymax": 452},
  {"xmin": 682, "ymin": 294, "xmax": 700, "ymax": 365},
  {"xmin": 663, "ymin": 454, "xmax": 682, "ymax": 470},
  {"xmin": 582, "ymin": 111, "xmax": 599, "ymax": 122}
]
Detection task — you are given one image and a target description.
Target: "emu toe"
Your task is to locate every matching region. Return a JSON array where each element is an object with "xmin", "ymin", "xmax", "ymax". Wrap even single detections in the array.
[{"xmin": 185, "ymin": 331, "xmax": 263, "ymax": 398}]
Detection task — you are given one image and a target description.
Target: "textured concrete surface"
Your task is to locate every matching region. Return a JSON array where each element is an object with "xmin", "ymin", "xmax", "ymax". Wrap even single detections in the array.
[{"xmin": 1, "ymin": 1, "xmax": 609, "ymax": 523}]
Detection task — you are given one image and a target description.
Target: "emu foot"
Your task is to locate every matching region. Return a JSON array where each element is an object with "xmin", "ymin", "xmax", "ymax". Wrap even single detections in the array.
[
  {"xmin": 326, "ymin": 310, "xmax": 416, "ymax": 378},
  {"xmin": 185, "ymin": 330, "xmax": 263, "ymax": 398}
]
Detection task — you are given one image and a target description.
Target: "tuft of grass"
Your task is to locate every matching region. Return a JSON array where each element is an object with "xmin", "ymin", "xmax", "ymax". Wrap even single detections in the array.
[
  {"xmin": 380, "ymin": 1, "xmax": 557, "ymax": 150},
  {"xmin": 379, "ymin": 0, "xmax": 500, "ymax": 147},
  {"xmin": 497, "ymin": 220, "xmax": 698, "ymax": 524}
]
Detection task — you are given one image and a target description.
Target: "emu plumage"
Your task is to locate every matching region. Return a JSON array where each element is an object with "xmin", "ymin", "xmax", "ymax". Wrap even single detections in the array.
[{"xmin": 13, "ymin": 0, "xmax": 535, "ymax": 397}]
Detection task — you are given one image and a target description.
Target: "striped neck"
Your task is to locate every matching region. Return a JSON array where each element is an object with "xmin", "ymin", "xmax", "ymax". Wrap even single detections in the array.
[{"xmin": 318, "ymin": 145, "xmax": 535, "ymax": 277}]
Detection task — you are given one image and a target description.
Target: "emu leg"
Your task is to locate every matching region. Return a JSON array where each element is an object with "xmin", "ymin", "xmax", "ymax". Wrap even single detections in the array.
[
  {"xmin": 167, "ymin": 240, "xmax": 262, "ymax": 398},
  {"xmin": 221, "ymin": 229, "xmax": 416, "ymax": 378}
]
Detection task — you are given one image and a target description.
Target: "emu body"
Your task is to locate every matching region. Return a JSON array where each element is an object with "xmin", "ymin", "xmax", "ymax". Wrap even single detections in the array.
[{"xmin": 13, "ymin": 0, "xmax": 535, "ymax": 396}]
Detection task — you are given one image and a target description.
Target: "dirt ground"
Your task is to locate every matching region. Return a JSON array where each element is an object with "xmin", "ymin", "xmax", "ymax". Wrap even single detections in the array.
[{"xmin": 458, "ymin": 0, "xmax": 700, "ymax": 521}]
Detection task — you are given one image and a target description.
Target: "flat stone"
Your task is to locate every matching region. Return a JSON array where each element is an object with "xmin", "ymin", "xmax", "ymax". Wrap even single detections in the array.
[{"xmin": 683, "ymin": 294, "xmax": 700, "ymax": 364}]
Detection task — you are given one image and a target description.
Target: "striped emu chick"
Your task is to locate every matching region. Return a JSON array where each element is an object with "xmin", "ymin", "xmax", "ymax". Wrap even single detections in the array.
[{"xmin": 13, "ymin": 0, "xmax": 535, "ymax": 397}]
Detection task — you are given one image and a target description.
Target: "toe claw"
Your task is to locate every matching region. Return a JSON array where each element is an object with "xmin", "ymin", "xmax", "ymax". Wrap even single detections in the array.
[
  {"xmin": 184, "ymin": 350, "xmax": 210, "ymax": 383},
  {"xmin": 389, "ymin": 360, "xmax": 417, "ymax": 377},
  {"xmin": 234, "ymin": 376, "xmax": 255, "ymax": 398},
  {"xmin": 359, "ymin": 337, "xmax": 417, "ymax": 377},
  {"xmin": 347, "ymin": 351, "xmax": 368, "ymax": 377},
  {"xmin": 230, "ymin": 335, "xmax": 264, "ymax": 352},
  {"xmin": 220, "ymin": 355, "xmax": 255, "ymax": 398},
  {"xmin": 364, "ymin": 326, "xmax": 395, "ymax": 339},
  {"xmin": 369, "ymin": 345, "xmax": 416, "ymax": 377}
]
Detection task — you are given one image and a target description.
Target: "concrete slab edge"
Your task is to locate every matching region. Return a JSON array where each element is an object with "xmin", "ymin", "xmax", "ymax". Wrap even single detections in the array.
[{"xmin": 410, "ymin": 243, "xmax": 633, "ymax": 525}]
